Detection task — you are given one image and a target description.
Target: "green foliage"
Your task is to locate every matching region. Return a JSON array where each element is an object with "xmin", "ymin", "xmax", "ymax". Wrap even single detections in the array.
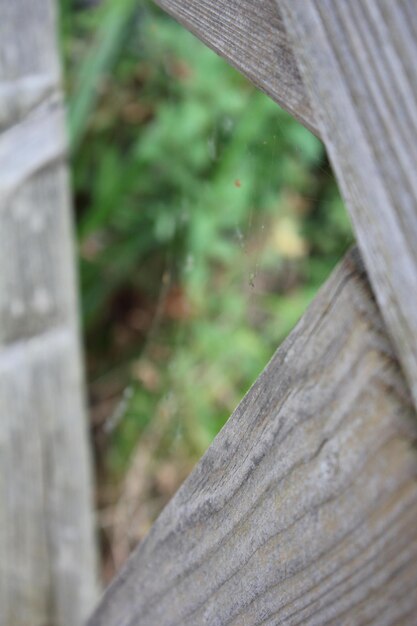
[{"xmin": 60, "ymin": 0, "xmax": 353, "ymax": 478}]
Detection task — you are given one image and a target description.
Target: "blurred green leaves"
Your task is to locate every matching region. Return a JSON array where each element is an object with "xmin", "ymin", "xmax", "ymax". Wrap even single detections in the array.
[
  {"xmin": 61, "ymin": 0, "xmax": 353, "ymax": 477},
  {"xmin": 68, "ymin": 0, "xmax": 138, "ymax": 151}
]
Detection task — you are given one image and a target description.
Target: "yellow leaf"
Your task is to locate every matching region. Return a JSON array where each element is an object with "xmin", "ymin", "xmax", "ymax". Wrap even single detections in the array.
[{"xmin": 271, "ymin": 217, "xmax": 308, "ymax": 259}]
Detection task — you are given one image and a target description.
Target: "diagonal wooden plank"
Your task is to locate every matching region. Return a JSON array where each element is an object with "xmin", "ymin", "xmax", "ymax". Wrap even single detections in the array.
[
  {"xmin": 153, "ymin": 0, "xmax": 318, "ymax": 135},
  {"xmin": 88, "ymin": 248, "xmax": 417, "ymax": 625},
  {"xmin": 280, "ymin": 0, "xmax": 417, "ymax": 411}
]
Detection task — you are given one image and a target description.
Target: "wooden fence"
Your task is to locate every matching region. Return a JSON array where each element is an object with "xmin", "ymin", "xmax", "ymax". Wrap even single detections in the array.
[
  {"xmin": 0, "ymin": 1, "xmax": 98, "ymax": 625},
  {"xmin": 2, "ymin": 0, "xmax": 417, "ymax": 625}
]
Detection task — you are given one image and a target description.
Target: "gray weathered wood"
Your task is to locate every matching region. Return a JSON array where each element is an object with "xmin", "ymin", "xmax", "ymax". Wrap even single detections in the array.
[
  {"xmin": 280, "ymin": 0, "xmax": 417, "ymax": 413},
  {"xmin": 89, "ymin": 248, "xmax": 417, "ymax": 625},
  {"xmin": 153, "ymin": 0, "xmax": 318, "ymax": 135},
  {"xmin": 0, "ymin": 1, "xmax": 98, "ymax": 624}
]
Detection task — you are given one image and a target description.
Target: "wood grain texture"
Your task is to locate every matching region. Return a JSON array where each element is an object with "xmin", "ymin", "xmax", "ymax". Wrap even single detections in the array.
[
  {"xmin": 153, "ymin": 0, "xmax": 318, "ymax": 135},
  {"xmin": 89, "ymin": 248, "xmax": 417, "ymax": 626},
  {"xmin": 0, "ymin": 1, "xmax": 98, "ymax": 624},
  {"xmin": 280, "ymin": 0, "xmax": 417, "ymax": 412}
]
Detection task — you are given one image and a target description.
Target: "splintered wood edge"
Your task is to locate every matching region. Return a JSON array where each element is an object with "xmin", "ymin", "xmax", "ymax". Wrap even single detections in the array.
[
  {"xmin": 153, "ymin": 0, "xmax": 318, "ymax": 135},
  {"xmin": 89, "ymin": 248, "xmax": 417, "ymax": 625}
]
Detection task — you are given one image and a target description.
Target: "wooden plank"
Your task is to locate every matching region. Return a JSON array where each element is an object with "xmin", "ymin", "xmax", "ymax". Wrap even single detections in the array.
[
  {"xmin": 89, "ymin": 248, "xmax": 417, "ymax": 625},
  {"xmin": 280, "ymin": 0, "xmax": 417, "ymax": 412},
  {"xmin": 0, "ymin": 1, "xmax": 98, "ymax": 624},
  {"xmin": 153, "ymin": 0, "xmax": 318, "ymax": 135}
]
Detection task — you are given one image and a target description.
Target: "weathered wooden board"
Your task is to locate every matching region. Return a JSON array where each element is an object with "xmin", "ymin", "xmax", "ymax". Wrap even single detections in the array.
[
  {"xmin": 0, "ymin": 1, "xmax": 98, "ymax": 624},
  {"xmin": 89, "ymin": 248, "xmax": 417, "ymax": 625},
  {"xmin": 153, "ymin": 0, "xmax": 318, "ymax": 135},
  {"xmin": 280, "ymin": 0, "xmax": 417, "ymax": 413}
]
